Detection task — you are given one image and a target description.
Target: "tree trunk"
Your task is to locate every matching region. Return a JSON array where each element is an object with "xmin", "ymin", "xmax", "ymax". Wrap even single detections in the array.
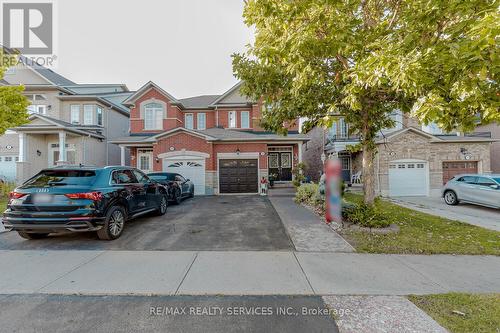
[{"xmin": 362, "ymin": 143, "xmax": 376, "ymax": 205}]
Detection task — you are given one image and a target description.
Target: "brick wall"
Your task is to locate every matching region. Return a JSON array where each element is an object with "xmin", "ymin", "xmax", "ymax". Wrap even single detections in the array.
[{"xmin": 302, "ymin": 126, "xmax": 325, "ymax": 182}]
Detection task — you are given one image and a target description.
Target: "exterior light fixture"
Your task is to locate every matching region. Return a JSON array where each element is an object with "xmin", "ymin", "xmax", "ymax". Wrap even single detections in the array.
[
  {"xmin": 236, "ymin": 148, "xmax": 241, "ymax": 155},
  {"xmin": 36, "ymin": 150, "xmax": 42, "ymax": 156}
]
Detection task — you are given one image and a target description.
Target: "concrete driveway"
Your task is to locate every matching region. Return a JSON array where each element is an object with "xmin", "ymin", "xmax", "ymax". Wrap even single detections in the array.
[
  {"xmin": 390, "ymin": 196, "xmax": 500, "ymax": 231},
  {"xmin": 0, "ymin": 196, "xmax": 294, "ymax": 251}
]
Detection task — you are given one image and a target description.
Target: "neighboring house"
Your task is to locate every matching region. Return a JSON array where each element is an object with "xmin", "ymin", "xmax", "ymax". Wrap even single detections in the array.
[
  {"xmin": 475, "ymin": 123, "xmax": 500, "ymax": 173},
  {"xmin": 110, "ymin": 81, "xmax": 309, "ymax": 195},
  {"xmin": 302, "ymin": 112, "xmax": 494, "ymax": 197},
  {"xmin": 0, "ymin": 53, "xmax": 132, "ymax": 183}
]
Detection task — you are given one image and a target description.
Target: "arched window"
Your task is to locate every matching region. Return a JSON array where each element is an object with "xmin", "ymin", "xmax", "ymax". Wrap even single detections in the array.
[{"xmin": 144, "ymin": 103, "xmax": 164, "ymax": 130}]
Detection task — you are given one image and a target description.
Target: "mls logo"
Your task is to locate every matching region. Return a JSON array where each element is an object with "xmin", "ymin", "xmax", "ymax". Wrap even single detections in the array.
[{"xmin": 2, "ymin": 2, "xmax": 53, "ymax": 54}]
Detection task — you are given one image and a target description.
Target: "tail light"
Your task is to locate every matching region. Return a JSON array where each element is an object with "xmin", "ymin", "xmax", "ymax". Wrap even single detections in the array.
[
  {"xmin": 9, "ymin": 191, "xmax": 27, "ymax": 199},
  {"xmin": 65, "ymin": 192, "xmax": 103, "ymax": 201}
]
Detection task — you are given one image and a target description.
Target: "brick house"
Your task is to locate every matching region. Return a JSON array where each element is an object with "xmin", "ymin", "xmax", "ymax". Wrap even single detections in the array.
[
  {"xmin": 111, "ymin": 82, "xmax": 309, "ymax": 195},
  {"xmin": 302, "ymin": 112, "xmax": 494, "ymax": 197}
]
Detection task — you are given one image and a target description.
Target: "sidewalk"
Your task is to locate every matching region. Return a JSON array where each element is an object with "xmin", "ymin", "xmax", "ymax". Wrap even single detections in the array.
[{"xmin": 1, "ymin": 250, "xmax": 499, "ymax": 296}]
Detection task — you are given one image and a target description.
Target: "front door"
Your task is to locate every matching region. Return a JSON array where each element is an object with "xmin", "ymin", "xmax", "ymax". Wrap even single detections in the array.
[
  {"xmin": 268, "ymin": 152, "xmax": 292, "ymax": 181},
  {"xmin": 340, "ymin": 156, "xmax": 351, "ymax": 183}
]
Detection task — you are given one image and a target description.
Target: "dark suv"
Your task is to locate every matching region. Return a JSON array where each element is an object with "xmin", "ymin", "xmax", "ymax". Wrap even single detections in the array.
[{"xmin": 2, "ymin": 166, "xmax": 169, "ymax": 240}]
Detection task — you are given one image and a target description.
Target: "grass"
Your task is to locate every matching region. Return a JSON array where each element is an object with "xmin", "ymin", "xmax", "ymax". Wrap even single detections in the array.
[
  {"xmin": 340, "ymin": 193, "xmax": 500, "ymax": 255},
  {"xmin": 0, "ymin": 196, "xmax": 7, "ymax": 212},
  {"xmin": 409, "ymin": 293, "xmax": 500, "ymax": 333}
]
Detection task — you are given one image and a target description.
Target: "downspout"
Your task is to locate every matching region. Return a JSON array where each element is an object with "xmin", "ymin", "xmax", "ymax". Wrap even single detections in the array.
[
  {"xmin": 105, "ymin": 107, "xmax": 110, "ymax": 165},
  {"xmin": 215, "ymin": 106, "xmax": 219, "ymax": 127},
  {"xmin": 376, "ymin": 149, "xmax": 381, "ymax": 196}
]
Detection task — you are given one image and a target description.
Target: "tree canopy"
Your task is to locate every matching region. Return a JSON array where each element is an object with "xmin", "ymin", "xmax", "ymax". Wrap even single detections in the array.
[
  {"xmin": 0, "ymin": 50, "xmax": 30, "ymax": 135},
  {"xmin": 233, "ymin": 0, "xmax": 499, "ymax": 203}
]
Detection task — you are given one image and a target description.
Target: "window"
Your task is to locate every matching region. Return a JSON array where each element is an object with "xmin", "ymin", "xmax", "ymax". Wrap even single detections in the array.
[
  {"xmin": 144, "ymin": 103, "xmax": 164, "ymax": 130},
  {"xmin": 228, "ymin": 111, "xmax": 237, "ymax": 128},
  {"xmin": 27, "ymin": 105, "xmax": 47, "ymax": 114},
  {"xmin": 96, "ymin": 106, "xmax": 103, "ymax": 126},
  {"xmin": 5, "ymin": 157, "xmax": 12, "ymax": 162},
  {"xmin": 398, "ymin": 164, "xmax": 406, "ymax": 169},
  {"xmin": 138, "ymin": 150, "xmax": 152, "ymax": 172},
  {"xmin": 407, "ymin": 164, "xmax": 415, "ymax": 168},
  {"xmin": 476, "ymin": 177, "xmax": 496, "ymax": 187},
  {"xmin": 241, "ymin": 111, "xmax": 250, "ymax": 128},
  {"xmin": 25, "ymin": 94, "xmax": 47, "ymax": 115},
  {"xmin": 197, "ymin": 113, "xmax": 206, "ymax": 130},
  {"xmin": 339, "ymin": 118, "xmax": 348, "ymax": 138},
  {"xmin": 132, "ymin": 170, "xmax": 150, "ymax": 184},
  {"xmin": 457, "ymin": 176, "xmax": 477, "ymax": 184},
  {"xmin": 70, "ymin": 105, "xmax": 80, "ymax": 124},
  {"xmin": 110, "ymin": 170, "xmax": 137, "ymax": 184},
  {"xmin": 83, "ymin": 105, "xmax": 94, "ymax": 125},
  {"xmin": 175, "ymin": 175, "xmax": 186, "ymax": 183},
  {"xmin": 23, "ymin": 170, "xmax": 97, "ymax": 188},
  {"xmin": 185, "ymin": 113, "xmax": 194, "ymax": 130},
  {"xmin": 422, "ymin": 122, "xmax": 443, "ymax": 135},
  {"xmin": 416, "ymin": 163, "xmax": 425, "ymax": 169}
]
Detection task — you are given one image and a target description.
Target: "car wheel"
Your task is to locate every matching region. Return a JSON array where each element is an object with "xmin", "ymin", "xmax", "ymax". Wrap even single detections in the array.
[
  {"xmin": 444, "ymin": 190, "xmax": 459, "ymax": 206},
  {"xmin": 155, "ymin": 195, "xmax": 168, "ymax": 216},
  {"xmin": 17, "ymin": 232, "xmax": 49, "ymax": 240},
  {"xmin": 97, "ymin": 206, "xmax": 126, "ymax": 240},
  {"xmin": 189, "ymin": 187, "xmax": 194, "ymax": 198},
  {"xmin": 173, "ymin": 188, "xmax": 182, "ymax": 205}
]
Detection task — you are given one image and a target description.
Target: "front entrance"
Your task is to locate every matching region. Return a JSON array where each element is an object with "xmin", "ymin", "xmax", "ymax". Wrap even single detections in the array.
[
  {"xmin": 48, "ymin": 143, "xmax": 76, "ymax": 166},
  {"xmin": 219, "ymin": 159, "xmax": 258, "ymax": 193},
  {"xmin": 338, "ymin": 153, "xmax": 351, "ymax": 183},
  {"xmin": 443, "ymin": 161, "xmax": 478, "ymax": 184},
  {"xmin": 268, "ymin": 148, "xmax": 292, "ymax": 182}
]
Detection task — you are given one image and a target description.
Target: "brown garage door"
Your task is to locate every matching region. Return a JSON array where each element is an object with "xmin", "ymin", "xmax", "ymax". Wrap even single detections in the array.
[
  {"xmin": 443, "ymin": 161, "xmax": 478, "ymax": 184},
  {"xmin": 219, "ymin": 159, "xmax": 258, "ymax": 194}
]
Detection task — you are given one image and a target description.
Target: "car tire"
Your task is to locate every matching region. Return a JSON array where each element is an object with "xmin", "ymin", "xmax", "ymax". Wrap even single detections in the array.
[
  {"xmin": 444, "ymin": 190, "xmax": 459, "ymax": 206},
  {"xmin": 189, "ymin": 187, "xmax": 194, "ymax": 198},
  {"xmin": 173, "ymin": 188, "xmax": 182, "ymax": 205},
  {"xmin": 97, "ymin": 206, "xmax": 126, "ymax": 240},
  {"xmin": 155, "ymin": 194, "xmax": 168, "ymax": 216},
  {"xmin": 17, "ymin": 232, "xmax": 49, "ymax": 240}
]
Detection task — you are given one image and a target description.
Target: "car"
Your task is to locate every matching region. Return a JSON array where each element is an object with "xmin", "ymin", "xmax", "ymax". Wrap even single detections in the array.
[
  {"xmin": 2, "ymin": 166, "xmax": 169, "ymax": 240},
  {"xmin": 147, "ymin": 172, "xmax": 194, "ymax": 204},
  {"xmin": 442, "ymin": 174, "xmax": 500, "ymax": 209}
]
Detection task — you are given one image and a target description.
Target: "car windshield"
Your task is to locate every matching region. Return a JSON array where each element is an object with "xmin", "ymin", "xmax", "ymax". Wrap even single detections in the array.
[
  {"xmin": 493, "ymin": 178, "xmax": 500, "ymax": 184},
  {"xmin": 149, "ymin": 174, "xmax": 176, "ymax": 181},
  {"xmin": 21, "ymin": 170, "xmax": 97, "ymax": 188}
]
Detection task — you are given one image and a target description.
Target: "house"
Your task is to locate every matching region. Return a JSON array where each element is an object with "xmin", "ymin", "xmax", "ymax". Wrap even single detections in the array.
[
  {"xmin": 110, "ymin": 81, "xmax": 309, "ymax": 195},
  {"xmin": 302, "ymin": 112, "xmax": 494, "ymax": 197},
  {"xmin": 475, "ymin": 123, "xmax": 500, "ymax": 173},
  {"xmin": 0, "ymin": 54, "xmax": 132, "ymax": 183}
]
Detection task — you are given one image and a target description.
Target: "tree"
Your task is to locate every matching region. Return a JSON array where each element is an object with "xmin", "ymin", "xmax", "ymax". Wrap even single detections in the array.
[
  {"xmin": 0, "ymin": 50, "xmax": 30, "ymax": 134},
  {"xmin": 232, "ymin": 0, "xmax": 499, "ymax": 205}
]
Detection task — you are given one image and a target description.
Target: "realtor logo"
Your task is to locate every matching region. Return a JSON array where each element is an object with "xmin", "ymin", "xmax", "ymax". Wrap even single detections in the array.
[{"xmin": 2, "ymin": 2, "xmax": 53, "ymax": 54}]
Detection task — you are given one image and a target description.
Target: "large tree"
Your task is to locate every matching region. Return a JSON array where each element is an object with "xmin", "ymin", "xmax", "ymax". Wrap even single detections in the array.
[
  {"xmin": 0, "ymin": 50, "xmax": 30, "ymax": 134},
  {"xmin": 233, "ymin": 0, "xmax": 499, "ymax": 204}
]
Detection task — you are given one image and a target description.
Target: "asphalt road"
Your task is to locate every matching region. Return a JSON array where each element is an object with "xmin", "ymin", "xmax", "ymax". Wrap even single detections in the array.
[
  {"xmin": 0, "ymin": 196, "xmax": 294, "ymax": 251},
  {"xmin": 0, "ymin": 295, "xmax": 339, "ymax": 333}
]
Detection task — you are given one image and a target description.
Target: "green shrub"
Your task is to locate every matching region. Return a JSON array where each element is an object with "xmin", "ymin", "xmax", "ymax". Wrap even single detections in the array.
[
  {"xmin": 342, "ymin": 200, "xmax": 391, "ymax": 228},
  {"xmin": 292, "ymin": 162, "xmax": 306, "ymax": 187},
  {"xmin": 0, "ymin": 181, "xmax": 16, "ymax": 198},
  {"xmin": 295, "ymin": 183, "xmax": 319, "ymax": 205}
]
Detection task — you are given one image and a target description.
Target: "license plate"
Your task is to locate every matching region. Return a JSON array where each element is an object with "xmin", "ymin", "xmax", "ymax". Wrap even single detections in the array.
[{"xmin": 32, "ymin": 194, "xmax": 53, "ymax": 204}]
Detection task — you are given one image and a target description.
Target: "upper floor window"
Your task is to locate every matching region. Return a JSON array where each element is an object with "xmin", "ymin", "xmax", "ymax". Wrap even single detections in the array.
[
  {"xmin": 241, "ymin": 111, "xmax": 250, "ymax": 129},
  {"xmin": 96, "ymin": 106, "xmax": 103, "ymax": 126},
  {"xmin": 144, "ymin": 103, "xmax": 163, "ymax": 130},
  {"xmin": 228, "ymin": 111, "xmax": 237, "ymax": 128},
  {"xmin": 26, "ymin": 94, "xmax": 47, "ymax": 115},
  {"xmin": 185, "ymin": 113, "xmax": 194, "ymax": 130},
  {"xmin": 339, "ymin": 118, "xmax": 349, "ymax": 138},
  {"xmin": 83, "ymin": 105, "xmax": 94, "ymax": 125},
  {"xmin": 197, "ymin": 113, "xmax": 206, "ymax": 130},
  {"xmin": 422, "ymin": 122, "xmax": 443, "ymax": 135},
  {"xmin": 70, "ymin": 105, "xmax": 80, "ymax": 124}
]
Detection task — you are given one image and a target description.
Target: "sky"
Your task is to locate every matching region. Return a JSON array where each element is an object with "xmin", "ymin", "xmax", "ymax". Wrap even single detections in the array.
[{"xmin": 55, "ymin": 0, "xmax": 254, "ymax": 98}]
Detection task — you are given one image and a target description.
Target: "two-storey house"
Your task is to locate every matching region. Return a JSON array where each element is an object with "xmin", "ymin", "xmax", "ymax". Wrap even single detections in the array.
[
  {"xmin": 110, "ymin": 81, "xmax": 309, "ymax": 195},
  {"xmin": 0, "ymin": 53, "xmax": 131, "ymax": 183},
  {"xmin": 303, "ymin": 111, "xmax": 494, "ymax": 197}
]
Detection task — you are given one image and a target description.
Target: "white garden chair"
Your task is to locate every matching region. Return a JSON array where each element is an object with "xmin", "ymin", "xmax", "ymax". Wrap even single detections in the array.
[{"xmin": 351, "ymin": 171, "xmax": 362, "ymax": 184}]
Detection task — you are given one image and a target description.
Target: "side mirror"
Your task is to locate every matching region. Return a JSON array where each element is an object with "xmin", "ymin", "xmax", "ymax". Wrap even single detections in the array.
[
  {"xmin": 490, "ymin": 184, "xmax": 499, "ymax": 190},
  {"xmin": 186, "ymin": 179, "xmax": 190, "ymax": 182}
]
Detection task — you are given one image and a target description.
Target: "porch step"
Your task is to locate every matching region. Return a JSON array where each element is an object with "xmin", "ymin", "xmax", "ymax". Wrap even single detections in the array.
[{"xmin": 271, "ymin": 182, "xmax": 295, "ymax": 188}]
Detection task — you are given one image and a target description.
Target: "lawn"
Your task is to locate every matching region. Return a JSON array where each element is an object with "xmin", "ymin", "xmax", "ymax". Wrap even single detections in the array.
[
  {"xmin": 340, "ymin": 193, "xmax": 500, "ymax": 255},
  {"xmin": 409, "ymin": 293, "xmax": 500, "ymax": 333},
  {"xmin": 0, "ymin": 196, "xmax": 7, "ymax": 212}
]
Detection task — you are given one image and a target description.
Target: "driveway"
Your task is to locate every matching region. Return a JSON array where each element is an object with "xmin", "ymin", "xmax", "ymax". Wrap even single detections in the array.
[
  {"xmin": 390, "ymin": 196, "xmax": 500, "ymax": 232},
  {"xmin": 0, "ymin": 196, "xmax": 294, "ymax": 251}
]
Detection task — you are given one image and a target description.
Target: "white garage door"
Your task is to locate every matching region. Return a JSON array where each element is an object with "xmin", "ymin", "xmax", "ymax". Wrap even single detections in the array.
[
  {"xmin": 163, "ymin": 158, "xmax": 206, "ymax": 195},
  {"xmin": 0, "ymin": 156, "xmax": 17, "ymax": 182},
  {"xmin": 388, "ymin": 161, "xmax": 429, "ymax": 196}
]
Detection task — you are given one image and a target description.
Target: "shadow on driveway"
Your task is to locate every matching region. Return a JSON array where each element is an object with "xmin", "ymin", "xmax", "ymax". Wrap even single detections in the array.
[{"xmin": 0, "ymin": 196, "xmax": 294, "ymax": 251}]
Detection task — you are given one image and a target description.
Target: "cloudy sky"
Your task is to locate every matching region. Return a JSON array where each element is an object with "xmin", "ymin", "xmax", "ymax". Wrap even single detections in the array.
[{"xmin": 56, "ymin": 0, "xmax": 253, "ymax": 98}]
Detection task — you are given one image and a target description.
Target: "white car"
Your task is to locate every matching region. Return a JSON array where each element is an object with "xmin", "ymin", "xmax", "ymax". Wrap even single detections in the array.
[{"xmin": 442, "ymin": 174, "xmax": 500, "ymax": 209}]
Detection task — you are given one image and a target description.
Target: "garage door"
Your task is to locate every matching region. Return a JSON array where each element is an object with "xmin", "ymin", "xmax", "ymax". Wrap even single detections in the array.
[
  {"xmin": 219, "ymin": 159, "xmax": 258, "ymax": 194},
  {"xmin": 163, "ymin": 158, "xmax": 206, "ymax": 195},
  {"xmin": 443, "ymin": 161, "xmax": 478, "ymax": 185},
  {"xmin": 0, "ymin": 156, "xmax": 17, "ymax": 182},
  {"xmin": 388, "ymin": 161, "xmax": 428, "ymax": 196}
]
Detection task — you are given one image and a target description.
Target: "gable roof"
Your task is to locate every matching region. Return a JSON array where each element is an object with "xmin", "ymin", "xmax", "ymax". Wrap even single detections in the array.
[
  {"xmin": 146, "ymin": 127, "xmax": 218, "ymax": 142},
  {"xmin": 376, "ymin": 127, "xmax": 439, "ymax": 143},
  {"xmin": 123, "ymin": 81, "xmax": 181, "ymax": 106},
  {"xmin": 179, "ymin": 95, "xmax": 220, "ymax": 109},
  {"xmin": 210, "ymin": 81, "xmax": 253, "ymax": 107}
]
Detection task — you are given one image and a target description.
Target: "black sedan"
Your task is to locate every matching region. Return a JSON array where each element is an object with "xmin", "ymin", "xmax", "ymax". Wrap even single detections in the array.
[
  {"xmin": 148, "ymin": 172, "xmax": 194, "ymax": 204},
  {"xmin": 2, "ymin": 166, "xmax": 169, "ymax": 240}
]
